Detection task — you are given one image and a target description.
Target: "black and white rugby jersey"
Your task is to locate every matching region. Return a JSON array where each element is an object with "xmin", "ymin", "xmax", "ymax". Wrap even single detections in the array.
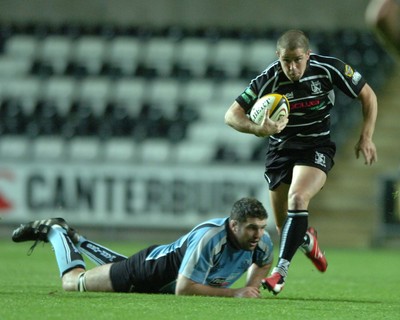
[{"xmin": 236, "ymin": 53, "xmax": 366, "ymax": 151}]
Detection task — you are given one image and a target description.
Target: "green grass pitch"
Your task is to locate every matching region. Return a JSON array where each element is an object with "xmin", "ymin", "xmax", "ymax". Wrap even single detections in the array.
[{"xmin": 1, "ymin": 239, "xmax": 399, "ymax": 320}]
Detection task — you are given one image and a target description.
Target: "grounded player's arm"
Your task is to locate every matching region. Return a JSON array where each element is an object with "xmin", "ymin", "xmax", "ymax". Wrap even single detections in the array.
[
  {"xmin": 245, "ymin": 263, "xmax": 272, "ymax": 288},
  {"xmin": 225, "ymin": 101, "xmax": 287, "ymax": 137},
  {"xmin": 355, "ymin": 83, "xmax": 378, "ymax": 165},
  {"xmin": 175, "ymin": 274, "xmax": 261, "ymax": 298}
]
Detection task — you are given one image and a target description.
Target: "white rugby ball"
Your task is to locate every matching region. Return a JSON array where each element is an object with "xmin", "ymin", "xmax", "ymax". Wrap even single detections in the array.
[{"xmin": 250, "ymin": 93, "xmax": 290, "ymax": 124}]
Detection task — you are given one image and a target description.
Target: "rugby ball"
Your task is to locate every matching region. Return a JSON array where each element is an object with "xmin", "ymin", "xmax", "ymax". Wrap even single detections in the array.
[{"xmin": 249, "ymin": 93, "xmax": 290, "ymax": 124}]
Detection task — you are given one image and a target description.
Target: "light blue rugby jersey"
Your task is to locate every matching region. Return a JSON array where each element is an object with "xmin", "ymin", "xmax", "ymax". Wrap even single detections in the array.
[{"xmin": 147, "ymin": 217, "xmax": 273, "ymax": 289}]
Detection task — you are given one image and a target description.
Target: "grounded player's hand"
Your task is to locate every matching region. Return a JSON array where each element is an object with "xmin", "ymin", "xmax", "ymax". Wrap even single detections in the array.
[{"xmin": 234, "ymin": 287, "xmax": 261, "ymax": 298}]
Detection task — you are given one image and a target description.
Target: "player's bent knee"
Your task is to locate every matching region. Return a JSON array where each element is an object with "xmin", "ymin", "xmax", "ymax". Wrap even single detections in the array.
[
  {"xmin": 61, "ymin": 270, "xmax": 85, "ymax": 291},
  {"xmin": 61, "ymin": 277, "xmax": 77, "ymax": 291},
  {"xmin": 288, "ymin": 191, "xmax": 310, "ymax": 209}
]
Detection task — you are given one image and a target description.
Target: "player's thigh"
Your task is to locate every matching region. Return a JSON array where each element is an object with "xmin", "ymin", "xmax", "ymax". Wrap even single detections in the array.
[
  {"xmin": 288, "ymin": 165, "xmax": 327, "ymax": 206},
  {"xmin": 61, "ymin": 264, "xmax": 114, "ymax": 292},
  {"xmin": 84, "ymin": 264, "xmax": 114, "ymax": 292}
]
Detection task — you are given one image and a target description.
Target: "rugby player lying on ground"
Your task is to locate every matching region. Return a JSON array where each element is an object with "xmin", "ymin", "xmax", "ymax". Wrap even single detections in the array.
[{"xmin": 12, "ymin": 197, "xmax": 273, "ymax": 298}]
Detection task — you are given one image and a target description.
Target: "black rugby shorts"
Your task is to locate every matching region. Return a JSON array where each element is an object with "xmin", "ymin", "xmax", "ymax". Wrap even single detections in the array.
[
  {"xmin": 109, "ymin": 245, "xmax": 158, "ymax": 293},
  {"xmin": 264, "ymin": 146, "xmax": 335, "ymax": 190}
]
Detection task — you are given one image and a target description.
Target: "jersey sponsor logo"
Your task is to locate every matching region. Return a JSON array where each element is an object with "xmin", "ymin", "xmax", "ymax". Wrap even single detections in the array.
[
  {"xmin": 344, "ymin": 65, "xmax": 354, "ymax": 78},
  {"xmin": 314, "ymin": 151, "xmax": 326, "ymax": 167},
  {"xmin": 311, "ymin": 80, "xmax": 322, "ymax": 94},
  {"xmin": 290, "ymin": 99, "xmax": 321, "ymax": 110},
  {"xmin": 209, "ymin": 277, "xmax": 229, "ymax": 287},
  {"xmin": 241, "ymin": 87, "xmax": 257, "ymax": 104},
  {"xmin": 352, "ymin": 71, "xmax": 362, "ymax": 85}
]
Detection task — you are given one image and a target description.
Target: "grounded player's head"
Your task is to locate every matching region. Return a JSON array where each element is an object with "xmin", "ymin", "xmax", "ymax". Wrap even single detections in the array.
[
  {"xmin": 277, "ymin": 29, "xmax": 310, "ymax": 52},
  {"xmin": 230, "ymin": 197, "xmax": 268, "ymax": 222}
]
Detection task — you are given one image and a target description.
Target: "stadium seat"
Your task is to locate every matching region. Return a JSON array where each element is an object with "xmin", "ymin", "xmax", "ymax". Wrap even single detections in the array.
[
  {"xmin": 146, "ymin": 78, "xmax": 181, "ymax": 121},
  {"xmin": 173, "ymin": 140, "xmax": 216, "ymax": 164},
  {"xmin": 67, "ymin": 137, "xmax": 101, "ymax": 161},
  {"xmin": 197, "ymin": 100, "xmax": 228, "ymax": 124},
  {"xmin": 213, "ymin": 134, "xmax": 262, "ymax": 163},
  {"xmin": 140, "ymin": 139, "xmax": 172, "ymax": 163},
  {"xmin": 104, "ymin": 36, "xmax": 143, "ymax": 76},
  {"xmin": 186, "ymin": 122, "xmax": 226, "ymax": 143},
  {"xmin": 146, "ymin": 78, "xmax": 180, "ymax": 105},
  {"xmin": 140, "ymin": 37, "xmax": 176, "ymax": 77},
  {"xmin": 241, "ymin": 39, "xmax": 277, "ymax": 77},
  {"xmin": 207, "ymin": 39, "xmax": 245, "ymax": 78},
  {"xmin": 187, "ymin": 120, "xmax": 259, "ymax": 160},
  {"xmin": 227, "ymin": 131, "xmax": 263, "ymax": 162},
  {"xmin": 31, "ymin": 136, "xmax": 66, "ymax": 161},
  {"xmin": 179, "ymin": 79, "xmax": 215, "ymax": 108},
  {"xmin": 4, "ymin": 35, "xmax": 39, "ymax": 60},
  {"xmin": 215, "ymin": 79, "xmax": 248, "ymax": 104},
  {"xmin": 75, "ymin": 77, "xmax": 112, "ymax": 117},
  {"xmin": 68, "ymin": 36, "xmax": 108, "ymax": 76},
  {"xmin": 110, "ymin": 78, "xmax": 146, "ymax": 118},
  {"xmin": 103, "ymin": 138, "xmax": 137, "ymax": 162},
  {"xmin": 36, "ymin": 35, "xmax": 73, "ymax": 74},
  {"xmin": 174, "ymin": 37, "xmax": 212, "ymax": 77},
  {"xmin": 0, "ymin": 135, "xmax": 31, "ymax": 160},
  {"xmin": 1, "ymin": 77, "xmax": 43, "ymax": 116},
  {"xmin": 41, "ymin": 76, "xmax": 78, "ymax": 117},
  {"xmin": 0, "ymin": 56, "xmax": 32, "ymax": 78}
]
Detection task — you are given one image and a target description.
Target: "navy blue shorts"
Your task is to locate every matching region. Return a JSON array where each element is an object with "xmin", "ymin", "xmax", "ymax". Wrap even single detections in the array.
[
  {"xmin": 110, "ymin": 246, "xmax": 161, "ymax": 292},
  {"xmin": 264, "ymin": 146, "xmax": 336, "ymax": 190},
  {"xmin": 109, "ymin": 245, "xmax": 178, "ymax": 294}
]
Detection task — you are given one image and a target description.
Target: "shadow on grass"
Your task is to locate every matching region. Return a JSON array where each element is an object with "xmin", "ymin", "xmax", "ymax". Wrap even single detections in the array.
[
  {"xmin": 0, "ymin": 290, "xmax": 384, "ymax": 305},
  {"xmin": 268, "ymin": 296, "xmax": 383, "ymax": 304}
]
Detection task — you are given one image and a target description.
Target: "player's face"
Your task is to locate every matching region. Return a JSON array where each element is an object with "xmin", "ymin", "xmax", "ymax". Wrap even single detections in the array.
[
  {"xmin": 277, "ymin": 48, "xmax": 310, "ymax": 81},
  {"xmin": 232, "ymin": 218, "xmax": 267, "ymax": 251}
]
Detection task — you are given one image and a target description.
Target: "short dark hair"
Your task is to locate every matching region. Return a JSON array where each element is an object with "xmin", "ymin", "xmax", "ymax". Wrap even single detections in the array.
[
  {"xmin": 230, "ymin": 197, "xmax": 268, "ymax": 222},
  {"xmin": 277, "ymin": 29, "xmax": 310, "ymax": 52}
]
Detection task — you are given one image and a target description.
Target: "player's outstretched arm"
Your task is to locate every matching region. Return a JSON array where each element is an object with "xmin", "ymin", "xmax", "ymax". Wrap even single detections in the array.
[
  {"xmin": 355, "ymin": 83, "xmax": 378, "ymax": 165},
  {"xmin": 175, "ymin": 274, "xmax": 261, "ymax": 298},
  {"xmin": 245, "ymin": 263, "xmax": 272, "ymax": 288}
]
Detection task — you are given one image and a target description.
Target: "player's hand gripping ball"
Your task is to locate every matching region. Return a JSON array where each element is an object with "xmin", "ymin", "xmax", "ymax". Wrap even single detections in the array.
[{"xmin": 249, "ymin": 93, "xmax": 290, "ymax": 124}]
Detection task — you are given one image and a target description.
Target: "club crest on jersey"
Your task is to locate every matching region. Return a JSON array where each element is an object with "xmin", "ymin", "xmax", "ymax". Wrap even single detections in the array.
[
  {"xmin": 314, "ymin": 151, "xmax": 326, "ymax": 167},
  {"xmin": 344, "ymin": 65, "xmax": 354, "ymax": 78},
  {"xmin": 285, "ymin": 92, "xmax": 294, "ymax": 99},
  {"xmin": 311, "ymin": 81, "xmax": 322, "ymax": 94}
]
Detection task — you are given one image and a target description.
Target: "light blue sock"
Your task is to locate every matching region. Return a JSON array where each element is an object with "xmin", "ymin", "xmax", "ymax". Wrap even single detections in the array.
[{"xmin": 47, "ymin": 226, "xmax": 86, "ymax": 277}]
